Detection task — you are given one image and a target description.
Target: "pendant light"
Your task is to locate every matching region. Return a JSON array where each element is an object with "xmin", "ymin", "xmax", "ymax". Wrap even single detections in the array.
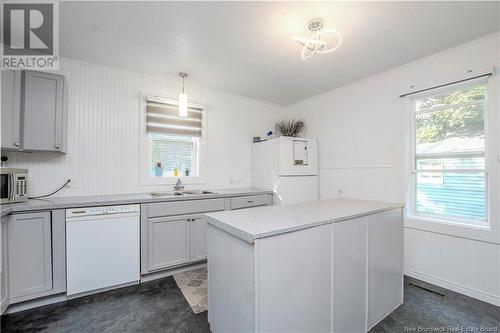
[{"xmin": 178, "ymin": 72, "xmax": 188, "ymax": 117}]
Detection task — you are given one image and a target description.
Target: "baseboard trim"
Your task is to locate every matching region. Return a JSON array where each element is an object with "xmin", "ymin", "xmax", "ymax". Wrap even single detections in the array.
[
  {"xmin": 405, "ymin": 269, "xmax": 500, "ymax": 306},
  {"xmin": 5, "ymin": 294, "xmax": 68, "ymax": 315},
  {"xmin": 67, "ymin": 280, "xmax": 139, "ymax": 300}
]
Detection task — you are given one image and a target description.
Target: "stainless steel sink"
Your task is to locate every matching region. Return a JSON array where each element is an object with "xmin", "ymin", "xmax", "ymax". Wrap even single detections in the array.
[
  {"xmin": 148, "ymin": 190, "xmax": 216, "ymax": 198},
  {"xmin": 181, "ymin": 190, "xmax": 216, "ymax": 195},
  {"xmin": 149, "ymin": 191, "xmax": 185, "ymax": 198}
]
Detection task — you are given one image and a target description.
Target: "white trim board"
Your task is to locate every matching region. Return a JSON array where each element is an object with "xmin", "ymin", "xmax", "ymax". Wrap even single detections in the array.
[{"xmin": 404, "ymin": 269, "xmax": 500, "ymax": 306}]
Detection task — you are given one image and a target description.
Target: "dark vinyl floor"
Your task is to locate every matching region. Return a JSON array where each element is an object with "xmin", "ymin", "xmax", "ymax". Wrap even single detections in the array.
[{"xmin": 1, "ymin": 276, "xmax": 499, "ymax": 333}]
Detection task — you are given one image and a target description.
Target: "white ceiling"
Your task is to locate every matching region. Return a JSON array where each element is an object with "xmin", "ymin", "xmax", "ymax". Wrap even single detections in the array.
[{"xmin": 59, "ymin": 1, "xmax": 500, "ymax": 105}]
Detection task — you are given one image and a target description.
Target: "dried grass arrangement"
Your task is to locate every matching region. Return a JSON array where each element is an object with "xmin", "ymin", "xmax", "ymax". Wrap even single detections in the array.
[{"xmin": 274, "ymin": 119, "xmax": 305, "ymax": 137}]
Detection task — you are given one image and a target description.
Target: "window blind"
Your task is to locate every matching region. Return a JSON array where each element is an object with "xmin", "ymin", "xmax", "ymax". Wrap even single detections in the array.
[{"xmin": 146, "ymin": 97, "xmax": 203, "ymax": 137}]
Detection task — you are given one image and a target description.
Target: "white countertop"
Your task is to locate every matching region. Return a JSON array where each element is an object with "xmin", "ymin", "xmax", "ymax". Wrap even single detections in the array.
[
  {"xmin": 0, "ymin": 188, "xmax": 272, "ymax": 215},
  {"xmin": 205, "ymin": 198, "xmax": 403, "ymax": 244}
]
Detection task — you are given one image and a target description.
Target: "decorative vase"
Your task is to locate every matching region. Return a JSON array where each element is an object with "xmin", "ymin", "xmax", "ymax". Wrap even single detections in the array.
[{"xmin": 154, "ymin": 167, "xmax": 163, "ymax": 177}]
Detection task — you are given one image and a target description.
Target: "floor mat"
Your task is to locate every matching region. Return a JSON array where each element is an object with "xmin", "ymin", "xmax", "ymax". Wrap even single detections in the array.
[{"xmin": 173, "ymin": 267, "xmax": 208, "ymax": 314}]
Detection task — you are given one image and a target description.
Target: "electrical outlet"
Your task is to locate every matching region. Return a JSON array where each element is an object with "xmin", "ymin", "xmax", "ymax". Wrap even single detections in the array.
[{"xmin": 66, "ymin": 178, "xmax": 78, "ymax": 189}]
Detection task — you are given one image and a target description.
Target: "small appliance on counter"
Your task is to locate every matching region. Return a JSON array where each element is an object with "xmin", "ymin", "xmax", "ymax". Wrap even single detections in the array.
[{"xmin": 0, "ymin": 167, "xmax": 28, "ymax": 203}]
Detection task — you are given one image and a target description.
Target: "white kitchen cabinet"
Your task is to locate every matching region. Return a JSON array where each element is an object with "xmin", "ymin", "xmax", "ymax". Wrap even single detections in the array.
[
  {"xmin": 0, "ymin": 70, "xmax": 67, "ymax": 153},
  {"xmin": 333, "ymin": 216, "xmax": 367, "ymax": 333},
  {"xmin": 22, "ymin": 71, "xmax": 67, "ymax": 152},
  {"xmin": 1, "ymin": 70, "xmax": 22, "ymax": 150},
  {"xmin": 1, "ymin": 217, "xmax": 9, "ymax": 314},
  {"xmin": 190, "ymin": 216, "xmax": 208, "ymax": 262},
  {"xmin": 229, "ymin": 194, "xmax": 271, "ymax": 210},
  {"xmin": 141, "ymin": 196, "xmax": 270, "ymax": 275},
  {"xmin": 207, "ymin": 205, "xmax": 403, "ymax": 333},
  {"xmin": 7, "ymin": 212, "xmax": 53, "ymax": 300},
  {"xmin": 5, "ymin": 210, "xmax": 66, "ymax": 304},
  {"xmin": 367, "ymin": 209, "xmax": 404, "ymax": 330},
  {"xmin": 147, "ymin": 215, "xmax": 191, "ymax": 271}
]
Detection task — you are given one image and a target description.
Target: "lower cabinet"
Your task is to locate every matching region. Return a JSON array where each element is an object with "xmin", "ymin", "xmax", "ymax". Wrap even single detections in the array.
[
  {"xmin": 141, "ymin": 195, "xmax": 272, "ymax": 275},
  {"xmin": 145, "ymin": 214, "xmax": 208, "ymax": 273},
  {"xmin": 367, "ymin": 209, "xmax": 403, "ymax": 329},
  {"xmin": 190, "ymin": 216, "xmax": 208, "ymax": 262},
  {"xmin": 333, "ymin": 216, "xmax": 367, "ymax": 333},
  {"xmin": 148, "ymin": 215, "xmax": 191, "ymax": 271},
  {"xmin": 7, "ymin": 212, "xmax": 53, "ymax": 300},
  {"xmin": 4, "ymin": 210, "xmax": 66, "ymax": 305},
  {"xmin": 332, "ymin": 209, "xmax": 403, "ymax": 332}
]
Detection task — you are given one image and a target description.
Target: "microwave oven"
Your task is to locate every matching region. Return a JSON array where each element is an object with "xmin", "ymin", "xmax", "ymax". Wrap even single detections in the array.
[{"xmin": 0, "ymin": 168, "xmax": 28, "ymax": 203}]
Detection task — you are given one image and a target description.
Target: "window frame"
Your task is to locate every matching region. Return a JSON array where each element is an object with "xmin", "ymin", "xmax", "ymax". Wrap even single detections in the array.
[
  {"xmin": 148, "ymin": 133, "xmax": 200, "ymax": 178},
  {"xmin": 405, "ymin": 77, "xmax": 497, "ymax": 236},
  {"xmin": 139, "ymin": 94, "xmax": 207, "ymax": 186}
]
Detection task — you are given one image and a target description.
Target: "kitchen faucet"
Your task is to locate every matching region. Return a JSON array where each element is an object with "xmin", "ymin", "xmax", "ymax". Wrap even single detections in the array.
[{"xmin": 173, "ymin": 178, "xmax": 184, "ymax": 191}]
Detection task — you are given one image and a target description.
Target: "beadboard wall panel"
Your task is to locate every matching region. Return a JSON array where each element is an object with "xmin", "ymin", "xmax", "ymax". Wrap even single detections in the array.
[
  {"xmin": 2, "ymin": 58, "xmax": 285, "ymax": 196},
  {"xmin": 404, "ymin": 228, "xmax": 500, "ymax": 306},
  {"xmin": 288, "ymin": 33, "xmax": 500, "ymax": 305}
]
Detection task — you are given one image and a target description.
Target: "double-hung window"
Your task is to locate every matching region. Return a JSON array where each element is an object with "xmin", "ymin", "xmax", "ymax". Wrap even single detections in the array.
[
  {"xmin": 409, "ymin": 79, "xmax": 488, "ymax": 226},
  {"xmin": 145, "ymin": 96, "xmax": 202, "ymax": 178}
]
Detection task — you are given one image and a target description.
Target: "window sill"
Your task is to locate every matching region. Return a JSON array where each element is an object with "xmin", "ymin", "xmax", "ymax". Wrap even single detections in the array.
[
  {"xmin": 405, "ymin": 215, "xmax": 499, "ymax": 244},
  {"xmin": 140, "ymin": 176, "xmax": 207, "ymax": 186}
]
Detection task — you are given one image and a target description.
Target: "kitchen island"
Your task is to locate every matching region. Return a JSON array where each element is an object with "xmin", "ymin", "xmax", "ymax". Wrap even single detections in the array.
[{"xmin": 205, "ymin": 198, "xmax": 403, "ymax": 333}]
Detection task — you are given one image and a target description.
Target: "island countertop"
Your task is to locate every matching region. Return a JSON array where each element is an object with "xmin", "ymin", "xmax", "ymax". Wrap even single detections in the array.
[{"xmin": 205, "ymin": 198, "xmax": 403, "ymax": 244}]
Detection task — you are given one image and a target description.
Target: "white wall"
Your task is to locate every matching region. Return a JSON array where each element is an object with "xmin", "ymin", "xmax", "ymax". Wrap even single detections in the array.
[
  {"xmin": 288, "ymin": 32, "xmax": 500, "ymax": 305},
  {"xmin": 2, "ymin": 58, "xmax": 285, "ymax": 196}
]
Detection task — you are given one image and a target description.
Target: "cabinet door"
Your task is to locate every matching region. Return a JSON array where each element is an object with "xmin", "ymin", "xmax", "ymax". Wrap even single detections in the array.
[
  {"xmin": 1, "ymin": 218, "xmax": 9, "ymax": 313},
  {"xmin": 22, "ymin": 71, "xmax": 65, "ymax": 152},
  {"xmin": 1, "ymin": 70, "xmax": 22, "ymax": 150},
  {"xmin": 190, "ymin": 216, "xmax": 207, "ymax": 262},
  {"xmin": 333, "ymin": 216, "xmax": 367, "ymax": 333},
  {"xmin": 148, "ymin": 216, "xmax": 190, "ymax": 271},
  {"xmin": 7, "ymin": 212, "xmax": 53, "ymax": 301},
  {"xmin": 367, "ymin": 209, "xmax": 403, "ymax": 329}
]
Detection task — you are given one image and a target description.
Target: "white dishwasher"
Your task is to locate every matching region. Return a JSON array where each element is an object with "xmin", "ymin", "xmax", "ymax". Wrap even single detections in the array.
[{"xmin": 66, "ymin": 204, "xmax": 140, "ymax": 297}]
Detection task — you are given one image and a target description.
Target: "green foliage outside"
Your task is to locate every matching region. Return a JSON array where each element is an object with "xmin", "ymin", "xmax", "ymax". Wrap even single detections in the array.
[{"xmin": 415, "ymin": 85, "xmax": 486, "ymax": 144}]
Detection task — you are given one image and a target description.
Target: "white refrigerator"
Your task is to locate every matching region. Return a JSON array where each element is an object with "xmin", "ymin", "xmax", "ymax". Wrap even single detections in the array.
[{"xmin": 252, "ymin": 136, "xmax": 318, "ymax": 205}]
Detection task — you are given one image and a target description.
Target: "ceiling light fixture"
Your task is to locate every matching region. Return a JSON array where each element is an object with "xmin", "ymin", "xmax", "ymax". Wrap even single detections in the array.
[
  {"xmin": 178, "ymin": 72, "xmax": 188, "ymax": 117},
  {"xmin": 293, "ymin": 18, "xmax": 342, "ymax": 60}
]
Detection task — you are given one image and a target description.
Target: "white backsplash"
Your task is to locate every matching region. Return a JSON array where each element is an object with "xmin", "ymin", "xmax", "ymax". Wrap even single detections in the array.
[{"xmin": 2, "ymin": 58, "xmax": 285, "ymax": 197}]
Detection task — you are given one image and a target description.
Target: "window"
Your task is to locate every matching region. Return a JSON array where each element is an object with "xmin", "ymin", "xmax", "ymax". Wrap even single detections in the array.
[
  {"xmin": 144, "ymin": 96, "xmax": 203, "ymax": 179},
  {"xmin": 409, "ymin": 80, "xmax": 488, "ymax": 225},
  {"xmin": 416, "ymin": 160, "xmax": 443, "ymax": 185},
  {"xmin": 150, "ymin": 134, "xmax": 199, "ymax": 177}
]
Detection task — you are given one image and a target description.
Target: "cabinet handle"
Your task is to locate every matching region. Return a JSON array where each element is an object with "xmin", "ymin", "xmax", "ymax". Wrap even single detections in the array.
[
  {"xmin": 247, "ymin": 200, "xmax": 254, "ymax": 203},
  {"xmin": 55, "ymin": 144, "xmax": 61, "ymax": 149},
  {"xmin": 14, "ymin": 142, "xmax": 19, "ymax": 147}
]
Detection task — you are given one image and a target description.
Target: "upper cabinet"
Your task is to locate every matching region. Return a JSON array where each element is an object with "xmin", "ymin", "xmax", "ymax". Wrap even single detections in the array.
[
  {"xmin": 1, "ymin": 70, "xmax": 67, "ymax": 153},
  {"xmin": 1, "ymin": 71, "xmax": 22, "ymax": 151}
]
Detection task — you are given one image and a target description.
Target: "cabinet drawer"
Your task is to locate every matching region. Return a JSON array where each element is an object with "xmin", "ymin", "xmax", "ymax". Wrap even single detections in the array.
[
  {"xmin": 230, "ymin": 195, "xmax": 270, "ymax": 210},
  {"xmin": 147, "ymin": 198, "xmax": 225, "ymax": 218}
]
